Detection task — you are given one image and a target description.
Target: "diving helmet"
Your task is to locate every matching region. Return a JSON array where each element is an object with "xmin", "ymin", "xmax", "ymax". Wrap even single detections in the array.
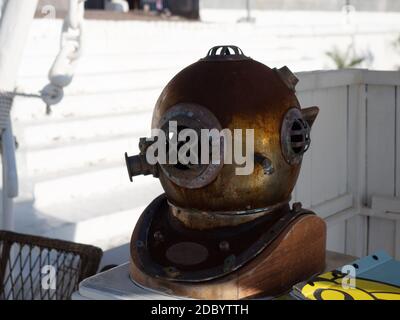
[{"xmin": 125, "ymin": 46, "xmax": 326, "ymax": 299}]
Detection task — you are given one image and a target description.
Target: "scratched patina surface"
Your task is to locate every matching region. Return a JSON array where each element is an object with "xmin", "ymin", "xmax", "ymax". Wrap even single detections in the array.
[{"xmin": 152, "ymin": 55, "xmax": 303, "ymax": 212}]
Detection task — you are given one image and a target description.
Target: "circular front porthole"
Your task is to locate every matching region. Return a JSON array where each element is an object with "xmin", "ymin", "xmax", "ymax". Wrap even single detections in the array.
[
  {"xmin": 281, "ymin": 108, "xmax": 311, "ymax": 165},
  {"xmin": 157, "ymin": 103, "xmax": 224, "ymax": 189}
]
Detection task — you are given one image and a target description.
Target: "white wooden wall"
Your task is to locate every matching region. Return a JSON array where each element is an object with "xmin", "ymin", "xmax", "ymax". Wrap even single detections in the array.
[{"xmin": 294, "ymin": 69, "xmax": 400, "ymax": 258}]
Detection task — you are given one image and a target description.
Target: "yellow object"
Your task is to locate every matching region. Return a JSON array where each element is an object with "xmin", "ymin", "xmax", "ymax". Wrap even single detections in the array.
[{"xmin": 301, "ymin": 271, "xmax": 400, "ymax": 300}]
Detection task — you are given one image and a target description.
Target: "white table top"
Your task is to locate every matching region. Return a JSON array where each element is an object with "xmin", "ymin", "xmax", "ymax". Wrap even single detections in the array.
[
  {"xmin": 73, "ymin": 263, "xmax": 179, "ymax": 300},
  {"xmin": 73, "ymin": 251, "xmax": 356, "ymax": 300}
]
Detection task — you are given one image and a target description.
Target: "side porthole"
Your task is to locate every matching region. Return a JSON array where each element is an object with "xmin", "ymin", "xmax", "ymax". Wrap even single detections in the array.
[{"xmin": 281, "ymin": 108, "xmax": 311, "ymax": 165}]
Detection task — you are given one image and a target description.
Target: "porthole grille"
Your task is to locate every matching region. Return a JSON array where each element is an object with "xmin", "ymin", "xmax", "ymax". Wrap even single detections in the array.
[
  {"xmin": 281, "ymin": 108, "xmax": 311, "ymax": 165},
  {"xmin": 289, "ymin": 119, "xmax": 310, "ymax": 155}
]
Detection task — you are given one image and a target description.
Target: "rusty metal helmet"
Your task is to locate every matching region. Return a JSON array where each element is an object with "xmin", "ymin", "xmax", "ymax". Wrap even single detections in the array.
[{"xmin": 125, "ymin": 45, "xmax": 318, "ymax": 215}]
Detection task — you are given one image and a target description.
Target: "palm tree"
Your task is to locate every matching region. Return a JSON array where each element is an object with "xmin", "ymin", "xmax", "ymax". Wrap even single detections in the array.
[
  {"xmin": 326, "ymin": 46, "xmax": 366, "ymax": 69},
  {"xmin": 394, "ymin": 35, "xmax": 400, "ymax": 52},
  {"xmin": 394, "ymin": 35, "xmax": 400, "ymax": 70}
]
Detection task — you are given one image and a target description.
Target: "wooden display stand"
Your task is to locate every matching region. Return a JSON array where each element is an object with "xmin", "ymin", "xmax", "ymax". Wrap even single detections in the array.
[{"xmin": 130, "ymin": 213, "xmax": 326, "ymax": 299}]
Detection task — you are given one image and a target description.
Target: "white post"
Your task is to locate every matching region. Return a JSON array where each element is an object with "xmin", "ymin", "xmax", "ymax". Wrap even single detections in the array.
[
  {"xmin": 245, "ymin": 0, "xmax": 251, "ymax": 21},
  {"xmin": 0, "ymin": 0, "xmax": 38, "ymax": 230}
]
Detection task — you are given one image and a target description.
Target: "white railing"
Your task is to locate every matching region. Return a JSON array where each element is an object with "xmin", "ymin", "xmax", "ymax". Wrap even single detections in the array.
[{"xmin": 294, "ymin": 69, "xmax": 400, "ymax": 259}]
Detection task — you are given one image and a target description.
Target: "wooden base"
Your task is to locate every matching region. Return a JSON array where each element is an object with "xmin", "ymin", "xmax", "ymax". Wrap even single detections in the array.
[{"xmin": 130, "ymin": 213, "xmax": 326, "ymax": 299}]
